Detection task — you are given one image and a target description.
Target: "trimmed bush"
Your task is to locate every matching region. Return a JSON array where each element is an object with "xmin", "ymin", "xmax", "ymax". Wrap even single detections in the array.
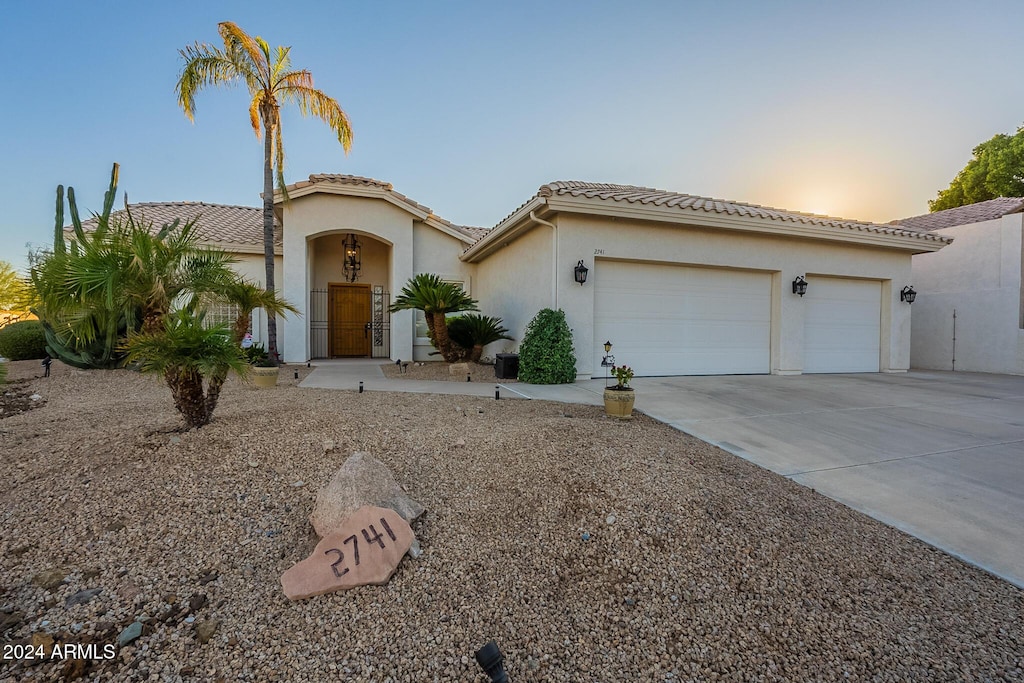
[
  {"xmin": 0, "ymin": 320, "xmax": 48, "ymax": 360},
  {"xmin": 517, "ymin": 308, "xmax": 577, "ymax": 384}
]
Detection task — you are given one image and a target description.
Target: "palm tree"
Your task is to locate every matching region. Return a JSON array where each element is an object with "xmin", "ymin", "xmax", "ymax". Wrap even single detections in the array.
[
  {"xmin": 389, "ymin": 274, "xmax": 479, "ymax": 363},
  {"xmin": 176, "ymin": 21, "xmax": 353, "ymax": 362},
  {"xmin": 125, "ymin": 309, "xmax": 248, "ymax": 428},
  {"xmin": 220, "ymin": 279, "xmax": 299, "ymax": 345}
]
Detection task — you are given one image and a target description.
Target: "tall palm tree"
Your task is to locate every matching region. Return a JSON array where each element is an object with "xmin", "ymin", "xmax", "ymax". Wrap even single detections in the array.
[{"xmin": 176, "ymin": 21, "xmax": 353, "ymax": 361}]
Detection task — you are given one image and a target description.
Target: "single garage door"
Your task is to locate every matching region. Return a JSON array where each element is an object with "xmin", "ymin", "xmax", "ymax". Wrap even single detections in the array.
[
  {"xmin": 594, "ymin": 261, "xmax": 771, "ymax": 376},
  {"xmin": 803, "ymin": 277, "xmax": 880, "ymax": 373}
]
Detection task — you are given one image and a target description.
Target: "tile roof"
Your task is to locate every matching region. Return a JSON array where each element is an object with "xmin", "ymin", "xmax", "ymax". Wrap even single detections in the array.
[
  {"xmin": 76, "ymin": 202, "xmax": 281, "ymax": 249},
  {"xmin": 532, "ymin": 181, "xmax": 947, "ymax": 242},
  {"xmin": 891, "ymin": 197, "xmax": 1024, "ymax": 232},
  {"xmin": 289, "ymin": 174, "xmax": 489, "ymax": 242}
]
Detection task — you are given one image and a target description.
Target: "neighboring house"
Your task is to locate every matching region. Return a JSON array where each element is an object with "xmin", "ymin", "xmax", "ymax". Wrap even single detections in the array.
[
  {"xmin": 276, "ymin": 175, "xmax": 948, "ymax": 376},
  {"xmin": 894, "ymin": 198, "xmax": 1024, "ymax": 375},
  {"xmin": 76, "ymin": 202, "xmax": 284, "ymax": 350}
]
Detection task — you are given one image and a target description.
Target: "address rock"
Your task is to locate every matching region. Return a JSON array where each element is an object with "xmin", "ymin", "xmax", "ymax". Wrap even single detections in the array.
[
  {"xmin": 309, "ymin": 452, "xmax": 424, "ymax": 537},
  {"xmin": 281, "ymin": 506, "xmax": 414, "ymax": 600},
  {"xmin": 449, "ymin": 362, "xmax": 469, "ymax": 375}
]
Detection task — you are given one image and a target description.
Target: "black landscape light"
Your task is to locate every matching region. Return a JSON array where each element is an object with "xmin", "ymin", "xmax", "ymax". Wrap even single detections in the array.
[
  {"xmin": 574, "ymin": 259, "xmax": 589, "ymax": 285},
  {"xmin": 603, "ymin": 340, "xmax": 612, "ymax": 354},
  {"xmin": 901, "ymin": 285, "xmax": 917, "ymax": 304},
  {"xmin": 475, "ymin": 641, "xmax": 509, "ymax": 683},
  {"xmin": 792, "ymin": 275, "xmax": 808, "ymax": 297}
]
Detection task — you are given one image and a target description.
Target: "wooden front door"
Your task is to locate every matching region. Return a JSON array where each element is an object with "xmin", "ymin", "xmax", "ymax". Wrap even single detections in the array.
[{"xmin": 329, "ymin": 283, "xmax": 372, "ymax": 357}]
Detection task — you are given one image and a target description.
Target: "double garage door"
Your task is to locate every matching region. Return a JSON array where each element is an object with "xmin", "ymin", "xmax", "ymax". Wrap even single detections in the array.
[{"xmin": 593, "ymin": 261, "xmax": 880, "ymax": 376}]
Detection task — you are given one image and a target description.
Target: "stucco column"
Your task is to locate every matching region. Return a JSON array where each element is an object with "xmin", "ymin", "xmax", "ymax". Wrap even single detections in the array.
[
  {"xmin": 282, "ymin": 211, "xmax": 309, "ymax": 364},
  {"xmin": 774, "ymin": 271, "xmax": 804, "ymax": 374},
  {"xmin": 390, "ymin": 236, "xmax": 414, "ymax": 362}
]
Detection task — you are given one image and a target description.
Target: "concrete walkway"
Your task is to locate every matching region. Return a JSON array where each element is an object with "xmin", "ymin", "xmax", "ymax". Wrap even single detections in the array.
[{"xmin": 303, "ymin": 362, "xmax": 1024, "ymax": 588}]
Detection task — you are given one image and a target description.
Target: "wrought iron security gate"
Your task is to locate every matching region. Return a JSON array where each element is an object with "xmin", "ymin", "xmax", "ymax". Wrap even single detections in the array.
[{"xmin": 310, "ymin": 287, "xmax": 390, "ymax": 359}]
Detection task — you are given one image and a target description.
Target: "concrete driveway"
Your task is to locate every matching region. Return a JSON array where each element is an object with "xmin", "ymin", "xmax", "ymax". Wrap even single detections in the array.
[{"xmin": 623, "ymin": 371, "xmax": 1024, "ymax": 588}]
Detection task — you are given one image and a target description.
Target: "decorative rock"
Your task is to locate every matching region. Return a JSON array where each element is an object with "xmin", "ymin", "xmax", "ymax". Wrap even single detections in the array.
[
  {"xmin": 449, "ymin": 363, "xmax": 470, "ymax": 375},
  {"xmin": 606, "ymin": 514, "xmax": 617, "ymax": 525},
  {"xmin": 406, "ymin": 539, "xmax": 424, "ymax": 559},
  {"xmin": 282, "ymin": 506, "xmax": 414, "ymax": 600},
  {"xmin": 30, "ymin": 393, "xmax": 42, "ymax": 401},
  {"xmin": 117, "ymin": 621, "xmax": 143, "ymax": 647},
  {"xmin": 322, "ymin": 439, "xmax": 335, "ymax": 453},
  {"xmin": 65, "ymin": 588, "xmax": 102, "ymax": 607},
  {"xmin": 309, "ymin": 452, "xmax": 425, "ymax": 537},
  {"xmin": 32, "ymin": 569, "xmax": 66, "ymax": 590},
  {"xmin": 31, "ymin": 632, "xmax": 54, "ymax": 655},
  {"xmin": 195, "ymin": 620, "xmax": 219, "ymax": 644},
  {"xmin": 188, "ymin": 594, "xmax": 208, "ymax": 612}
]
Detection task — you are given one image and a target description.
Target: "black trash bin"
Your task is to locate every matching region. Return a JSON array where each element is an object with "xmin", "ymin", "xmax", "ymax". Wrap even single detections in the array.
[{"xmin": 495, "ymin": 353, "xmax": 519, "ymax": 380}]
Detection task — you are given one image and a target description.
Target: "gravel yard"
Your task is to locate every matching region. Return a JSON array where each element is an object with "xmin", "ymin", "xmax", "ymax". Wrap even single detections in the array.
[{"xmin": 0, "ymin": 359, "xmax": 1021, "ymax": 682}]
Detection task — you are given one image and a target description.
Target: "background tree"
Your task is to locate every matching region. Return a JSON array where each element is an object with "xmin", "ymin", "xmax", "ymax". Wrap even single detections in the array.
[
  {"xmin": 0, "ymin": 261, "xmax": 29, "ymax": 313},
  {"xmin": 930, "ymin": 126, "xmax": 1024, "ymax": 211},
  {"xmin": 389, "ymin": 274, "xmax": 478, "ymax": 362},
  {"xmin": 177, "ymin": 21, "xmax": 353, "ymax": 361}
]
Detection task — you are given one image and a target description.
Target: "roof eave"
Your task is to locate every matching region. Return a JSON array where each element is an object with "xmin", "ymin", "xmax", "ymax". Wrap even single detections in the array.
[
  {"xmin": 275, "ymin": 182, "xmax": 474, "ymax": 245},
  {"xmin": 460, "ymin": 196, "xmax": 549, "ymax": 262},
  {"xmin": 544, "ymin": 196, "xmax": 950, "ymax": 253}
]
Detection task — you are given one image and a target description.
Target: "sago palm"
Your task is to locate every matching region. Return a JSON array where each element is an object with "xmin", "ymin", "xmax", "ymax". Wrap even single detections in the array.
[
  {"xmin": 390, "ymin": 274, "xmax": 479, "ymax": 362},
  {"xmin": 177, "ymin": 21, "xmax": 353, "ymax": 360},
  {"xmin": 447, "ymin": 314, "xmax": 513, "ymax": 363}
]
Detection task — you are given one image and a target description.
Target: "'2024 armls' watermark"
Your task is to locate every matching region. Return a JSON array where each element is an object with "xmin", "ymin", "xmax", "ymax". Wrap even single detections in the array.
[{"xmin": 4, "ymin": 643, "xmax": 117, "ymax": 661}]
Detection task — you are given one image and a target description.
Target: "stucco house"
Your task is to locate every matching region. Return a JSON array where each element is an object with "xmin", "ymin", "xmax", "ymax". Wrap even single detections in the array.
[
  {"xmin": 83, "ymin": 175, "xmax": 952, "ymax": 377},
  {"xmin": 274, "ymin": 175, "xmax": 949, "ymax": 377},
  {"xmin": 895, "ymin": 198, "xmax": 1024, "ymax": 375}
]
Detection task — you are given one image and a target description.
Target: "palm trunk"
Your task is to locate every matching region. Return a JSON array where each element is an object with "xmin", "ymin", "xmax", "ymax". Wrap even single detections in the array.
[
  {"xmin": 429, "ymin": 316, "xmax": 461, "ymax": 363},
  {"xmin": 263, "ymin": 120, "xmax": 278, "ymax": 363}
]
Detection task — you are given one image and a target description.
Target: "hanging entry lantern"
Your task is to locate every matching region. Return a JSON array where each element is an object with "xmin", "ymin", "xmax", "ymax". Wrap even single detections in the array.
[
  {"xmin": 900, "ymin": 285, "xmax": 917, "ymax": 304},
  {"xmin": 792, "ymin": 275, "xmax": 808, "ymax": 297},
  {"xmin": 342, "ymin": 233, "xmax": 362, "ymax": 282}
]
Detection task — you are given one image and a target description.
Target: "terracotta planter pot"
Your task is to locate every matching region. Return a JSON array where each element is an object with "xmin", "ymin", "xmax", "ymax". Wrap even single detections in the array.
[
  {"xmin": 250, "ymin": 366, "xmax": 279, "ymax": 388},
  {"xmin": 603, "ymin": 387, "xmax": 635, "ymax": 419}
]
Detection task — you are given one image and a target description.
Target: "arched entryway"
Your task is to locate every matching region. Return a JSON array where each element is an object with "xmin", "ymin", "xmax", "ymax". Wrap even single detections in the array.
[{"xmin": 308, "ymin": 231, "xmax": 392, "ymax": 358}]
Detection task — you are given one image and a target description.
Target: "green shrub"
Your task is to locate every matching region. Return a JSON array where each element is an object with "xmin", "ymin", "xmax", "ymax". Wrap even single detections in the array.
[
  {"xmin": 517, "ymin": 308, "xmax": 577, "ymax": 384},
  {"xmin": 0, "ymin": 320, "xmax": 48, "ymax": 360}
]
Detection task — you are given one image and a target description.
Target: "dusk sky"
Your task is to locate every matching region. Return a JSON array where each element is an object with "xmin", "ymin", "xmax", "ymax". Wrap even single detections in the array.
[{"xmin": 5, "ymin": 0, "xmax": 1024, "ymax": 273}]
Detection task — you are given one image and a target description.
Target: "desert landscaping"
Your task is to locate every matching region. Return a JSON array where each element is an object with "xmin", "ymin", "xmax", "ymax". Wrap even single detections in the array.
[{"xmin": 0, "ymin": 359, "xmax": 1022, "ymax": 682}]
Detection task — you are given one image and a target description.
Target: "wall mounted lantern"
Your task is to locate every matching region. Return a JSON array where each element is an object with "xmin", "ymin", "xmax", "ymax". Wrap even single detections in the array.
[
  {"xmin": 900, "ymin": 285, "xmax": 917, "ymax": 304},
  {"xmin": 792, "ymin": 275, "xmax": 808, "ymax": 297},
  {"xmin": 574, "ymin": 260, "xmax": 589, "ymax": 285},
  {"xmin": 342, "ymin": 233, "xmax": 362, "ymax": 282}
]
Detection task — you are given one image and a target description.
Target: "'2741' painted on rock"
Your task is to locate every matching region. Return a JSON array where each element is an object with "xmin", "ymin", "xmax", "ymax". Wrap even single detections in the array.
[{"xmin": 281, "ymin": 506, "xmax": 415, "ymax": 600}]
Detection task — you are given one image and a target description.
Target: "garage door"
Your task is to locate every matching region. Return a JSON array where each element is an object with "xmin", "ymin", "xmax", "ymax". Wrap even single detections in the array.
[
  {"xmin": 594, "ymin": 261, "xmax": 771, "ymax": 376},
  {"xmin": 803, "ymin": 278, "xmax": 880, "ymax": 373}
]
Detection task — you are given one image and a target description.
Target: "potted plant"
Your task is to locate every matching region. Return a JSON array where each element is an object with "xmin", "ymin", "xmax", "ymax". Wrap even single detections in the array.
[
  {"xmin": 604, "ymin": 364, "xmax": 635, "ymax": 419},
  {"xmin": 244, "ymin": 343, "xmax": 279, "ymax": 388}
]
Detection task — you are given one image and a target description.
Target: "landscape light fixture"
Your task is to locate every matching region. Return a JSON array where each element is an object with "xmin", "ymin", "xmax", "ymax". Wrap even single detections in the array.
[
  {"xmin": 604, "ymin": 340, "xmax": 612, "ymax": 354},
  {"xmin": 574, "ymin": 260, "xmax": 589, "ymax": 285},
  {"xmin": 342, "ymin": 233, "xmax": 362, "ymax": 282},
  {"xmin": 901, "ymin": 285, "xmax": 917, "ymax": 304},
  {"xmin": 792, "ymin": 275, "xmax": 808, "ymax": 297},
  {"xmin": 475, "ymin": 641, "xmax": 509, "ymax": 683}
]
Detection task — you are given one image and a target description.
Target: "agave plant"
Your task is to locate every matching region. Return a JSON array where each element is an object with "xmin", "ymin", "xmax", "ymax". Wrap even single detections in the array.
[{"xmin": 447, "ymin": 314, "xmax": 513, "ymax": 362}]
